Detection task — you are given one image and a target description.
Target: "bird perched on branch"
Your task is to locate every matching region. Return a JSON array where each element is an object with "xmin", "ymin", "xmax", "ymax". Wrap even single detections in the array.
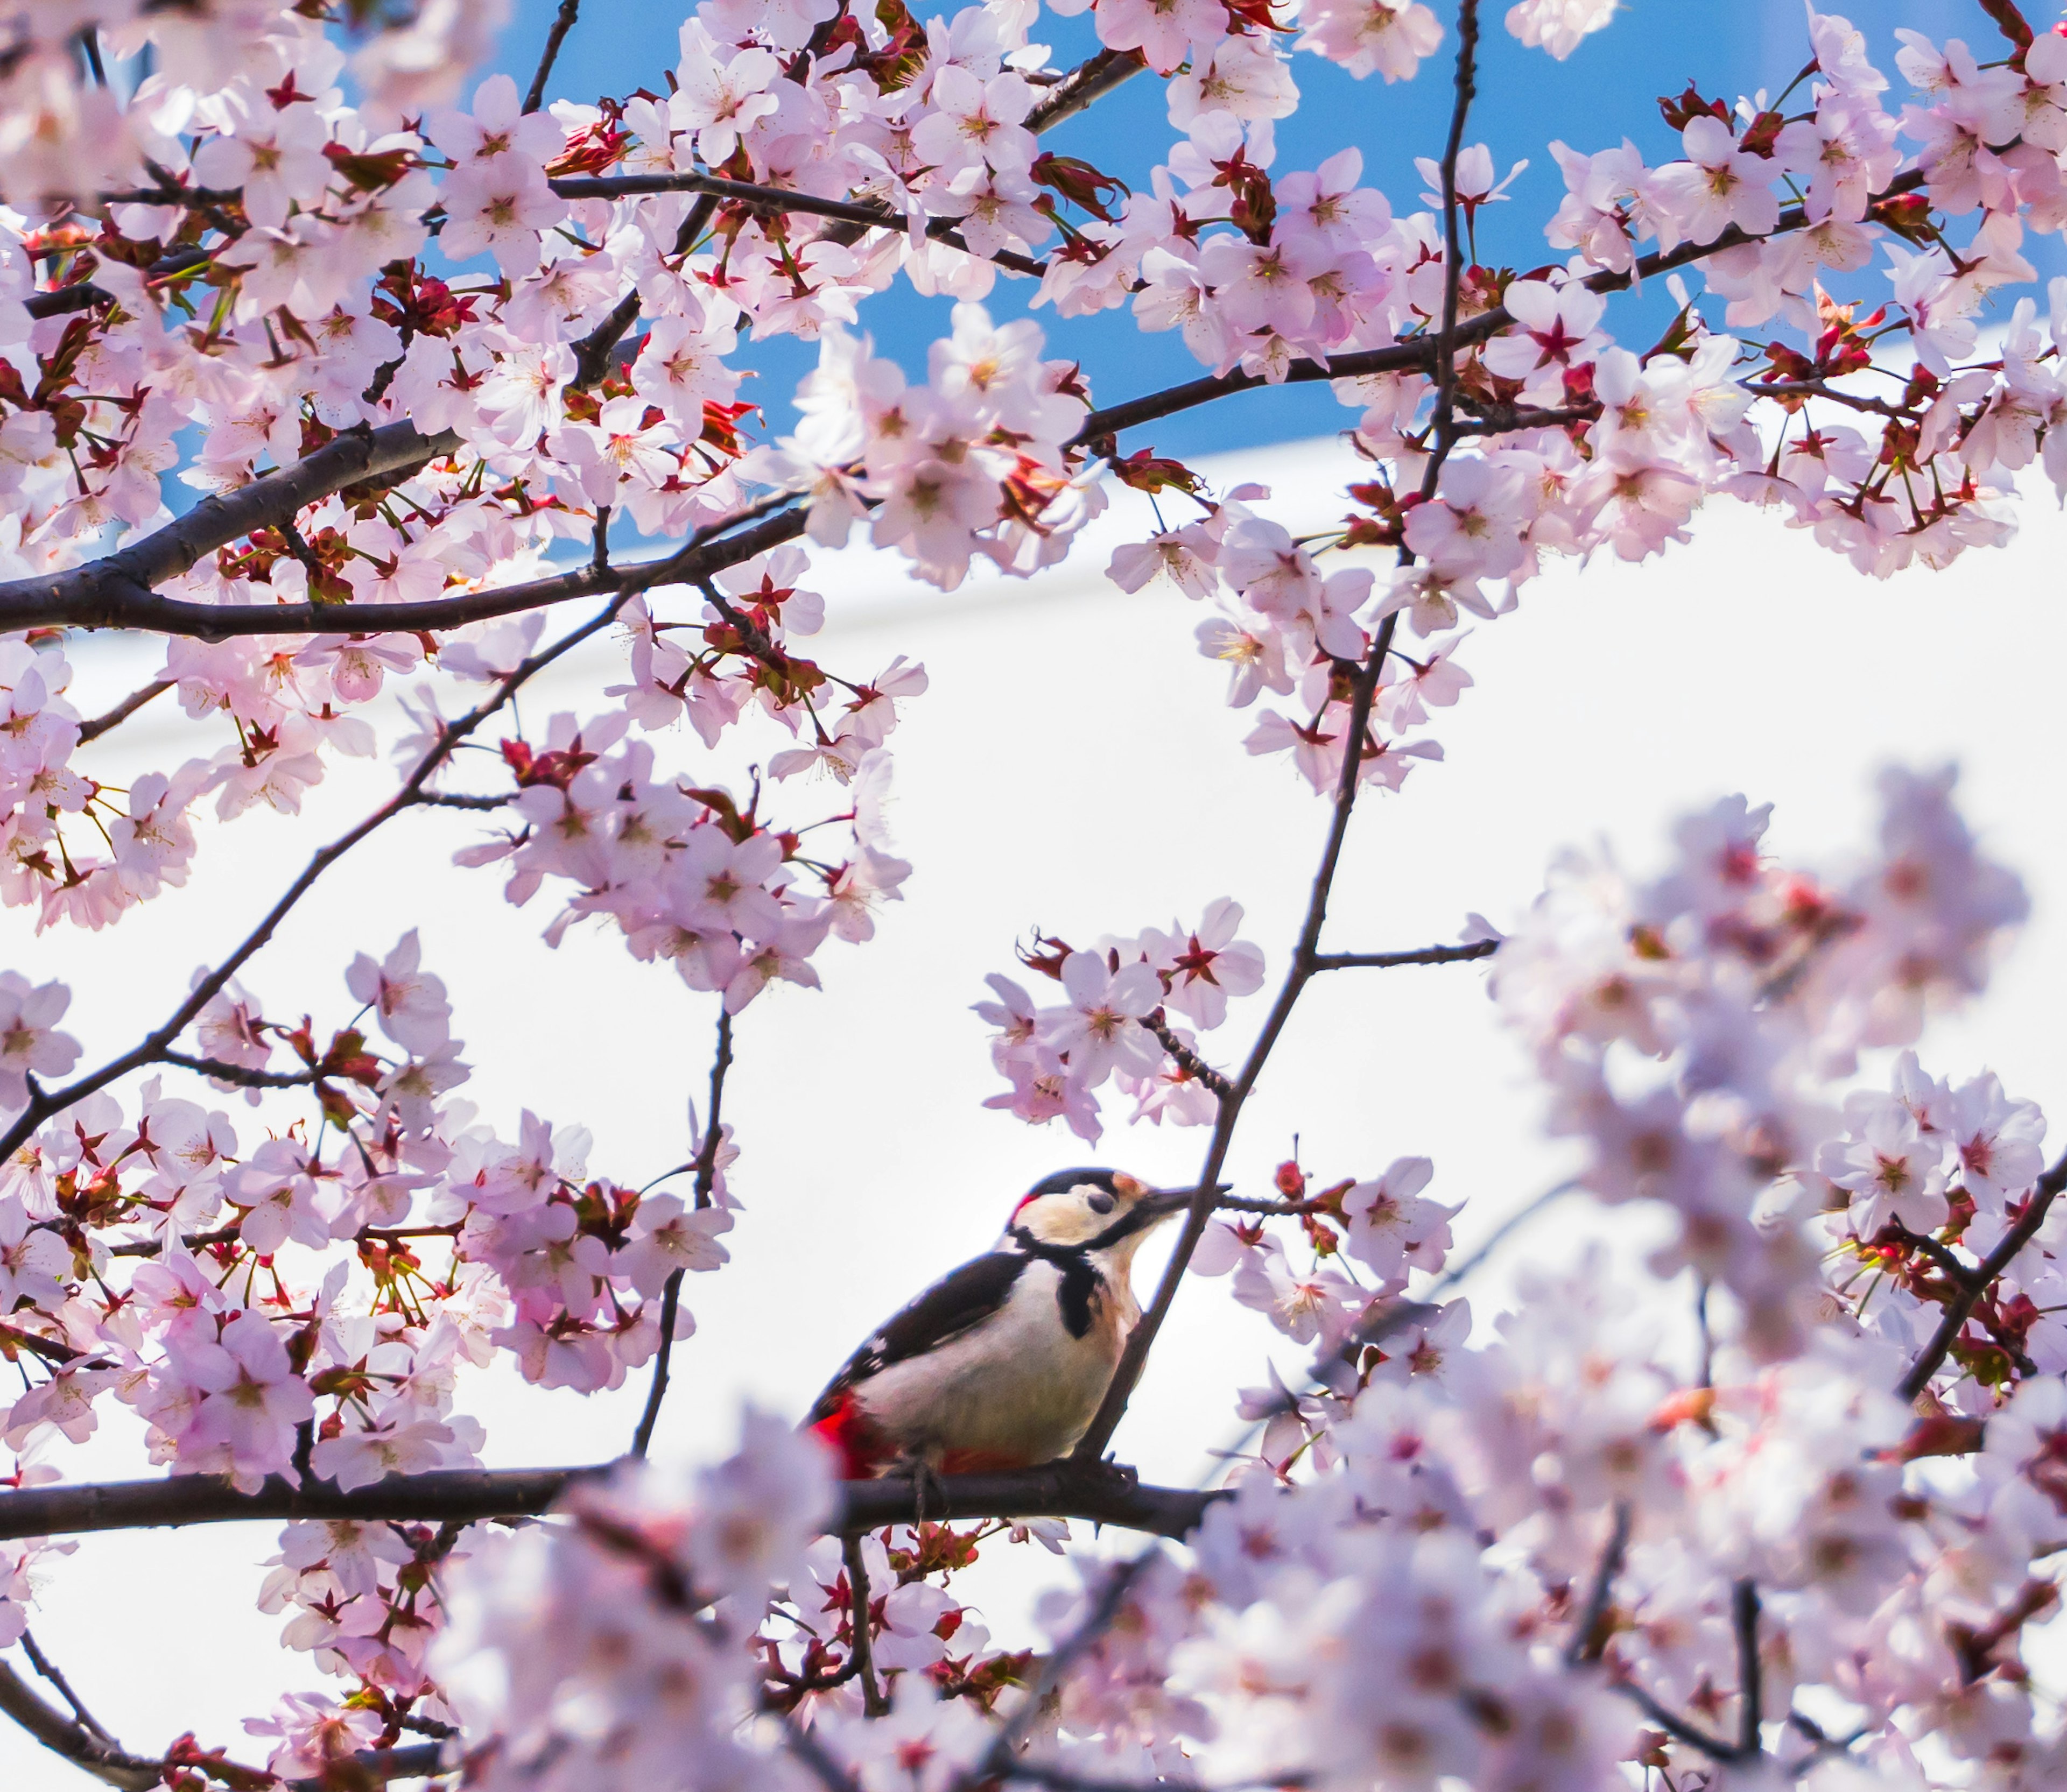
[{"xmin": 805, "ymin": 1168, "xmax": 1193, "ymax": 1480}]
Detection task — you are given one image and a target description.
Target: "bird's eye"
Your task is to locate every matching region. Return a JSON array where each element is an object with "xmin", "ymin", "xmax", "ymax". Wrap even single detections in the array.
[{"xmin": 1086, "ymin": 1191, "xmax": 1116, "ymax": 1214}]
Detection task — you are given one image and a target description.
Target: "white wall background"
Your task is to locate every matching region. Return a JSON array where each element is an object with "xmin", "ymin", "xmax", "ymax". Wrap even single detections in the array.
[{"xmin": 8, "ymin": 435, "xmax": 2067, "ymax": 1782}]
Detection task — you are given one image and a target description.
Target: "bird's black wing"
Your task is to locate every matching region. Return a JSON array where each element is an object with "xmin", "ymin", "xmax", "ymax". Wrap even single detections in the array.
[{"xmin": 808, "ymin": 1249, "xmax": 1029, "ymax": 1422}]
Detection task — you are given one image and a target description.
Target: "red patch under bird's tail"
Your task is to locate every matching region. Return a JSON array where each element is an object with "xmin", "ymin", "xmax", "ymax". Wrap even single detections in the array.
[{"xmin": 808, "ymin": 1392, "xmax": 885, "ymax": 1480}]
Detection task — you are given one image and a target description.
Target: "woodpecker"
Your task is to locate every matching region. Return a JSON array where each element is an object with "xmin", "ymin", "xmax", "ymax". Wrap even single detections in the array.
[{"xmin": 806, "ymin": 1168, "xmax": 1191, "ymax": 1479}]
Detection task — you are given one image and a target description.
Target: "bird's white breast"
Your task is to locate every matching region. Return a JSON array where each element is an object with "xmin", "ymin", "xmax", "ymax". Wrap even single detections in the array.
[{"xmin": 854, "ymin": 1258, "xmax": 1135, "ymax": 1468}]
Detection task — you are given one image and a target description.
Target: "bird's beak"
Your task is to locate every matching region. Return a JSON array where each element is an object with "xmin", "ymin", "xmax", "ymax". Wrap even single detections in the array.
[{"xmin": 1138, "ymin": 1182, "xmax": 1229, "ymax": 1222}]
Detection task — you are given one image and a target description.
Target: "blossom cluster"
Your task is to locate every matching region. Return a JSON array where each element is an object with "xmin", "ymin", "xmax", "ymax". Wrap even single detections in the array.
[
  {"xmin": 975, "ymin": 898, "xmax": 1265, "ymax": 1140},
  {"xmin": 1492, "ymin": 768, "xmax": 2037, "ymax": 1362}
]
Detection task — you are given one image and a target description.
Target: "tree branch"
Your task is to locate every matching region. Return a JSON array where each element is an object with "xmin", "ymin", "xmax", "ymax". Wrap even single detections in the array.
[
  {"xmin": 6, "ymin": 480, "xmax": 806, "ymax": 640},
  {"xmin": 1733, "ymin": 1577, "xmax": 1763, "ymax": 1758},
  {"xmin": 156, "ymin": 1049, "xmax": 320, "ymax": 1089},
  {"xmin": 549, "ymin": 172, "xmax": 1047, "ymax": 278},
  {"xmin": 1611, "ymin": 1678, "xmax": 1742, "ymax": 1762},
  {"xmin": 1070, "ymin": 169, "xmax": 1930, "ymax": 449},
  {"xmin": 1564, "ymin": 1501, "xmax": 1631, "ymax": 1667},
  {"xmin": 0, "ymin": 422, "xmax": 459, "ymax": 634},
  {"xmin": 842, "ymin": 1533, "xmax": 889, "ymax": 1717},
  {"xmin": 524, "ymin": 0, "xmax": 581, "ymax": 114},
  {"xmin": 1068, "ymin": 0, "xmax": 1482, "ymax": 1466},
  {"xmin": 0, "ymin": 1461, "xmax": 1222, "ymax": 1546},
  {"xmin": 1142, "ymin": 1015, "xmax": 1232, "ymax": 1099},
  {"xmin": 1310, "ymin": 940, "xmax": 1498, "ymax": 971},
  {"xmin": 975, "ymin": 1551, "xmax": 1158, "ymax": 1781},
  {"xmin": 0, "ymin": 592, "xmax": 629, "ymax": 1164},
  {"xmin": 19, "ymin": 1631, "xmax": 115, "ymax": 1743},
  {"xmin": 630, "ymin": 1006, "xmax": 733, "ymax": 1458},
  {"xmin": 1897, "ymin": 1153, "xmax": 2067, "ymax": 1402},
  {"xmin": 75, "ymin": 679, "xmax": 172, "ymax": 744},
  {"xmin": 1024, "ymin": 47, "xmax": 1148, "ymax": 133},
  {"xmin": 0, "ymin": 1660, "xmax": 160, "ymax": 1790}
]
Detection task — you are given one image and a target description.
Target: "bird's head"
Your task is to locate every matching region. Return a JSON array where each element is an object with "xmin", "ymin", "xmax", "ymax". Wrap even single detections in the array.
[{"xmin": 1006, "ymin": 1168, "xmax": 1196, "ymax": 1259}]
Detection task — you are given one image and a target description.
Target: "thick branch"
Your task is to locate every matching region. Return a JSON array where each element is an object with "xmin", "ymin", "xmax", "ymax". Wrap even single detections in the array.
[
  {"xmin": 0, "ymin": 1461, "xmax": 1222, "ymax": 1544},
  {"xmin": 0, "ymin": 421, "xmax": 460, "ymax": 633},
  {"xmin": 1025, "ymin": 48, "xmax": 1147, "ymax": 133},
  {"xmin": 8, "ymin": 486, "xmax": 806, "ymax": 640}
]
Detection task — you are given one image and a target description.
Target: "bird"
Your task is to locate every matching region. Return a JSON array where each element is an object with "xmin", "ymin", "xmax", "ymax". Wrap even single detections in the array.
[{"xmin": 805, "ymin": 1168, "xmax": 1193, "ymax": 1480}]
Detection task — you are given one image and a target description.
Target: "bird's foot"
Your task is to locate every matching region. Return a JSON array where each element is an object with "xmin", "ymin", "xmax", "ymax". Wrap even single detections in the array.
[
  {"xmin": 895, "ymin": 1456, "xmax": 950, "ymax": 1529},
  {"xmin": 1069, "ymin": 1453, "xmax": 1140, "ymax": 1490}
]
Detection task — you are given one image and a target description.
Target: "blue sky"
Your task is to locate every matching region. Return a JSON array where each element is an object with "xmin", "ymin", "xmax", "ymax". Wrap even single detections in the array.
[{"xmin": 487, "ymin": 1, "xmax": 2029, "ymax": 457}]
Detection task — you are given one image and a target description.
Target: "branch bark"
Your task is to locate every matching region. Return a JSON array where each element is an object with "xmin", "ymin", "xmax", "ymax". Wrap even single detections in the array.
[
  {"xmin": 1024, "ymin": 48, "xmax": 1148, "ymax": 133},
  {"xmin": 0, "ymin": 421, "xmax": 459, "ymax": 634},
  {"xmin": 0, "ymin": 1661, "xmax": 160, "ymax": 1790},
  {"xmin": 524, "ymin": 0, "xmax": 582, "ymax": 114},
  {"xmin": 2, "ymin": 474, "xmax": 808, "ymax": 641},
  {"xmin": 548, "ymin": 172, "xmax": 1046, "ymax": 278},
  {"xmin": 1310, "ymin": 940, "xmax": 1498, "ymax": 971},
  {"xmin": 1896, "ymin": 1152, "xmax": 2067, "ymax": 1401},
  {"xmin": 0, "ymin": 1461, "xmax": 1222, "ymax": 1545}
]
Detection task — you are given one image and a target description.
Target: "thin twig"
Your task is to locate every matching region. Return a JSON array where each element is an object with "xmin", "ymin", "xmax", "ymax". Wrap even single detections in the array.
[
  {"xmin": 1142, "ymin": 1015, "xmax": 1233, "ymax": 1099},
  {"xmin": 20, "ymin": 1632, "xmax": 115, "ymax": 1741},
  {"xmin": 1564, "ymin": 1500, "xmax": 1631, "ymax": 1667},
  {"xmin": 551, "ymin": 171, "xmax": 1049, "ymax": 278},
  {"xmin": 0, "ymin": 592, "xmax": 635, "ymax": 1165},
  {"xmin": 1733, "ymin": 1577, "xmax": 1763, "ymax": 1758},
  {"xmin": 977, "ymin": 1552, "xmax": 1158, "ymax": 1777},
  {"xmin": 1897, "ymin": 1153, "xmax": 2067, "ymax": 1401},
  {"xmin": 842, "ymin": 1533, "xmax": 889, "ymax": 1717},
  {"xmin": 523, "ymin": 0, "xmax": 581, "ymax": 114},
  {"xmin": 0, "ymin": 1660, "xmax": 158, "ymax": 1790},
  {"xmin": 75, "ymin": 680, "xmax": 172, "ymax": 744},
  {"xmin": 1068, "ymin": 167, "xmax": 1928, "ymax": 449},
  {"xmin": 156, "ymin": 1049, "xmax": 320, "ymax": 1089},
  {"xmin": 1611, "ymin": 1678, "xmax": 1742, "ymax": 1762},
  {"xmin": 1310, "ymin": 940, "xmax": 1498, "ymax": 971},
  {"xmin": 630, "ymin": 1007, "xmax": 733, "ymax": 1458}
]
